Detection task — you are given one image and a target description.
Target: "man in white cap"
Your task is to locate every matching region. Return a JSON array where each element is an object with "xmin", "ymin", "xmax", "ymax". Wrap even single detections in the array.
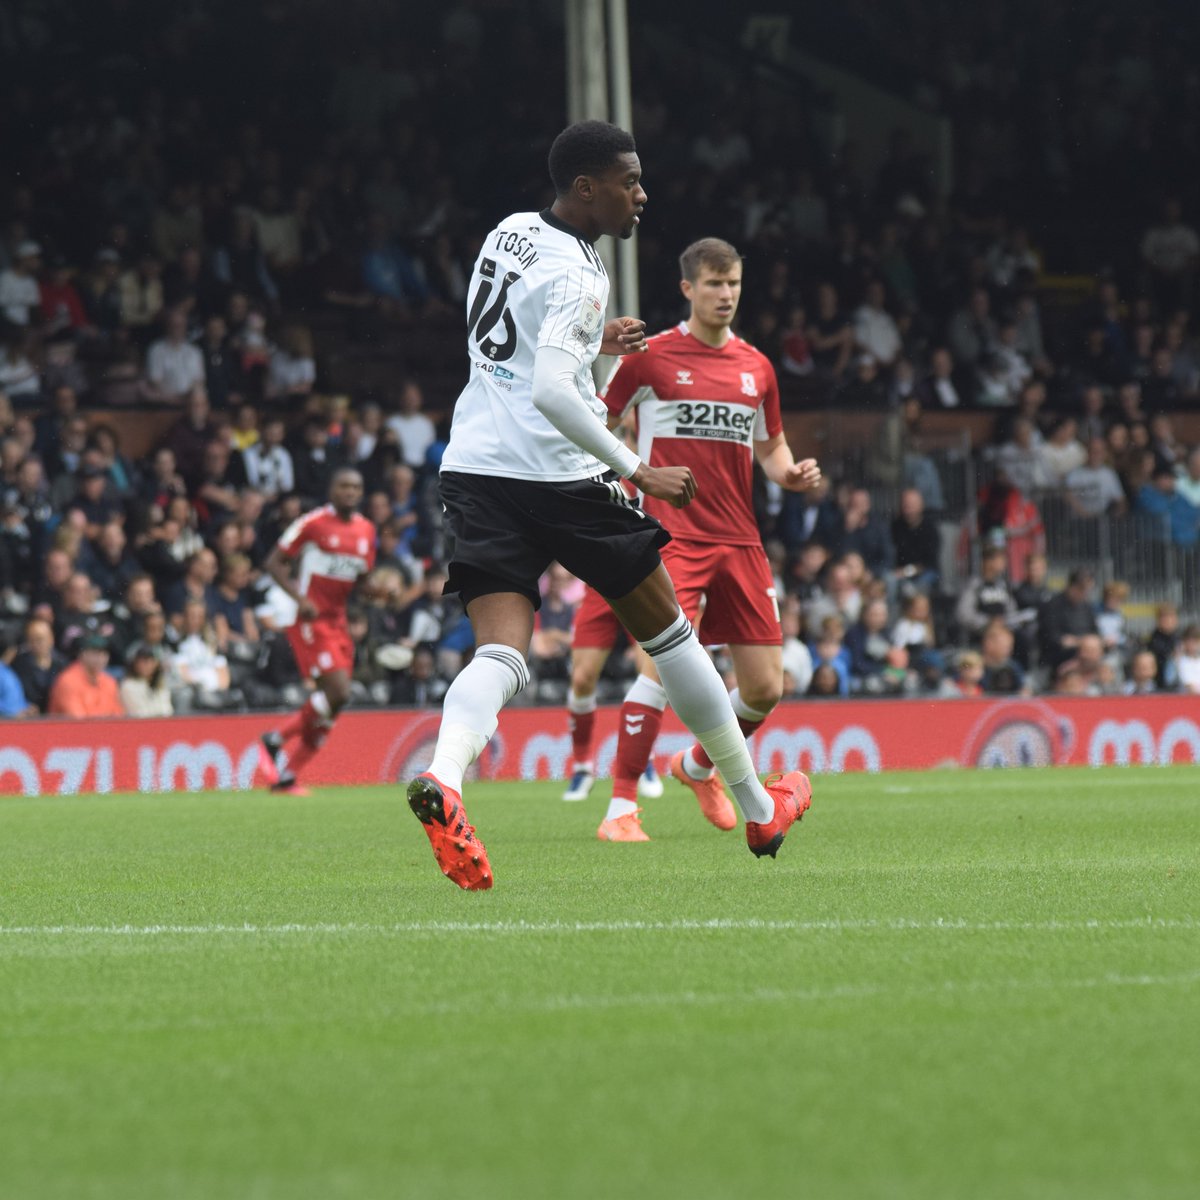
[{"xmin": 0, "ymin": 240, "xmax": 43, "ymax": 326}]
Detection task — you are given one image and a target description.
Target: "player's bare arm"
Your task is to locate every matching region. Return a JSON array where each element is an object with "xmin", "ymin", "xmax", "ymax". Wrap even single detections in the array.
[
  {"xmin": 601, "ymin": 316, "xmax": 648, "ymax": 355},
  {"xmin": 755, "ymin": 433, "xmax": 822, "ymax": 493},
  {"xmin": 264, "ymin": 545, "xmax": 317, "ymax": 619}
]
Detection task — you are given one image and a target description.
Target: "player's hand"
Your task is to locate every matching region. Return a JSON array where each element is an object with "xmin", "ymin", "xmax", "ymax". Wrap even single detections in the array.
[
  {"xmin": 781, "ymin": 458, "xmax": 822, "ymax": 492},
  {"xmin": 602, "ymin": 316, "xmax": 648, "ymax": 355},
  {"xmin": 298, "ymin": 597, "xmax": 319, "ymax": 619},
  {"xmin": 632, "ymin": 463, "xmax": 697, "ymax": 509}
]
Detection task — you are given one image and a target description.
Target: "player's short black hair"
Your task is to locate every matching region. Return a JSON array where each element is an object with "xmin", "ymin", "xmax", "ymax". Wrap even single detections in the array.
[{"xmin": 548, "ymin": 120, "xmax": 636, "ymax": 196}]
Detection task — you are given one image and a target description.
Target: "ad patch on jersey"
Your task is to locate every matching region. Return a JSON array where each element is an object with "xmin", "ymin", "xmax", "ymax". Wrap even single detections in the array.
[{"xmin": 579, "ymin": 294, "xmax": 603, "ymax": 334}]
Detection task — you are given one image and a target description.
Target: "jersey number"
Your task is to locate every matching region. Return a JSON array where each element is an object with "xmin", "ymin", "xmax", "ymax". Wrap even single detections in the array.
[{"xmin": 467, "ymin": 258, "xmax": 521, "ymax": 362}]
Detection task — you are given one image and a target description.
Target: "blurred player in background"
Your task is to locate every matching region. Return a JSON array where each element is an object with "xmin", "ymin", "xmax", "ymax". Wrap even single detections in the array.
[
  {"xmin": 259, "ymin": 467, "xmax": 376, "ymax": 794},
  {"xmin": 596, "ymin": 236, "xmax": 821, "ymax": 840},
  {"xmin": 563, "ymin": 579, "xmax": 663, "ymax": 803},
  {"xmin": 406, "ymin": 121, "xmax": 813, "ymax": 890}
]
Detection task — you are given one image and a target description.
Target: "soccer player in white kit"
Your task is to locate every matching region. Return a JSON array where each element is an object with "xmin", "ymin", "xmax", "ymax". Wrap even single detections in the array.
[{"xmin": 406, "ymin": 121, "xmax": 811, "ymax": 890}]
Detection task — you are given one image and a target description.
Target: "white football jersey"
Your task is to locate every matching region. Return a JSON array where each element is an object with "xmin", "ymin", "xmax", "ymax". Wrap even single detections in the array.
[{"xmin": 440, "ymin": 209, "xmax": 611, "ymax": 482}]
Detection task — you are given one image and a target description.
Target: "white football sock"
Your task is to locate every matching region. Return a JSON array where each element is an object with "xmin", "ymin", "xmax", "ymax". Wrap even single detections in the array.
[
  {"xmin": 426, "ymin": 643, "xmax": 530, "ymax": 793},
  {"xmin": 638, "ymin": 613, "xmax": 772, "ymax": 823},
  {"xmin": 603, "ymin": 797, "xmax": 640, "ymax": 822},
  {"xmin": 567, "ymin": 690, "xmax": 597, "ymax": 714},
  {"xmin": 623, "ymin": 673, "xmax": 668, "ymax": 711},
  {"xmin": 729, "ymin": 688, "xmax": 771, "ymax": 724}
]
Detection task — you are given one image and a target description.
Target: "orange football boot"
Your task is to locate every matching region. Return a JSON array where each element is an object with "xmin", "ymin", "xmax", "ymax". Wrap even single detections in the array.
[
  {"xmin": 669, "ymin": 750, "xmax": 737, "ymax": 831},
  {"xmin": 407, "ymin": 773, "xmax": 493, "ymax": 890},
  {"xmin": 596, "ymin": 809, "xmax": 650, "ymax": 842},
  {"xmin": 745, "ymin": 771, "xmax": 812, "ymax": 859}
]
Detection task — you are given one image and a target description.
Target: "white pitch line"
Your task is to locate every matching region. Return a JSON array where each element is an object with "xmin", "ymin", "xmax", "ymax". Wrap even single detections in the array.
[{"xmin": 0, "ymin": 916, "xmax": 1198, "ymax": 938}]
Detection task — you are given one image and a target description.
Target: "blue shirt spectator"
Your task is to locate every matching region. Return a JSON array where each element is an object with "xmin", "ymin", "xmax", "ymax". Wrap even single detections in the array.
[
  {"xmin": 1136, "ymin": 470, "xmax": 1200, "ymax": 547},
  {"xmin": 0, "ymin": 661, "xmax": 29, "ymax": 717}
]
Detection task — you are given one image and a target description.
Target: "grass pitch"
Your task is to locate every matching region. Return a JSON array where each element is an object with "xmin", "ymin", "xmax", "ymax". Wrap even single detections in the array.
[{"xmin": 1, "ymin": 767, "xmax": 1198, "ymax": 1200}]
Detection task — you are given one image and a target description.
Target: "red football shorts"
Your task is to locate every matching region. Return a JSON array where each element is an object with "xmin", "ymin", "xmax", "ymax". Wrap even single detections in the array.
[
  {"xmin": 571, "ymin": 585, "xmax": 623, "ymax": 650},
  {"xmin": 286, "ymin": 618, "xmax": 355, "ymax": 679},
  {"xmin": 662, "ymin": 539, "xmax": 781, "ymax": 647}
]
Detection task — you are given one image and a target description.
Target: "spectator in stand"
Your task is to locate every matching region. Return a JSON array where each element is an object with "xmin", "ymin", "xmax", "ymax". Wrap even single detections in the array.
[
  {"xmin": 146, "ymin": 308, "xmax": 205, "ymax": 404},
  {"xmin": 845, "ymin": 597, "xmax": 897, "ymax": 693},
  {"xmin": 0, "ymin": 240, "xmax": 43, "ymax": 326},
  {"xmin": 1176, "ymin": 446, "xmax": 1200, "ymax": 509},
  {"xmin": 976, "ymin": 470, "xmax": 1044, "ymax": 585},
  {"xmin": 946, "ymin": 286, "xmax": 998, "ymax": 377},
  {"xmin": 1076, "ymin": 385, "xmax": 1108, "ymax": 445},
  {"xmin": 915, "ymin": 346, "xmax": 965, "ymax": 409},
  {"xmin": 242, "ymin": 415, "xmax": 294, "ymax": 501},
  {"xmin": 79, "ymin": 519, "xmax": 139, "ymax": 604},
  {"xmin": 980, "ymin": 619, "xmax": 1027, "ymax": 696},
  {"xmin": 836, "ymin": 487, "xmax": 894, "ymax": 580},
  {"xmin": 807, "ymin": 282, "xmax": 852, "ymax": 380},
  {"xmin": 171, "ymin": 597, "xmax": 233, "ymax": 710},
  {"xmin": 1140, "ymin": 197, "xmax": 1199, "ymax": 311},
  {"xmin": 1096, "ymin": 580, "xmax": 1129, "ymax": 663},
  {"xmin": 803, "ymin": 558, "xmax": 863, "ymax": 630},
  {"xmin": 163, "ymin": 547, "xmax": 219, "ymax": 626},
  {"xmin": 1064, "ymin": 437, "xmax": 1126, "ymax": 518},
  {"xmin": 116, "ymin": 641, "xmax": 171, "ymax": 717},
  {"xmin": 940, "ymin": 649, "xmax": 984, "ymax": 698},
  {"xmin": 994, "ymin": 417, "xmax": 1048, "ymax": 498},
  {"xmin": 0, "ymin": 329, "xmax": 40, "ymax": 399},
  {"xmin": 198, "ymin": 314, "xmax": 243, "ymax": 410},
  {"xmin": 160, "ymin": 387, "xmax": 217, "ymax": 490},
  {"xmin": 65, "ymin": 457, "xmax": 124, "ymax": 538},
  {"xmin": 47, "ymin": 633, "xmax": 124, "ymax": 717},
  {"xmin": 852, "ymin": 279, "xmax": 902, "ymax": 369},
  {"xmin": 0, "ymin": 632, "xmax": 32, "ymax": 718},
  {"xmin": 1146, "ymin": 602, "xmax": 1180, "ymax": 690},
  {"xmin": 1176, "ymin": 624, "xmax": 1200, "ymax": 695},
  {"xmin": 191, "ymin": 440, "xmax": 244, "ymax": 534},
  {"xmin": 118, "ymin": 253, "xmax": 165, "ymax": 341},
  {"xmin": 361, "ymin": 212, "xmax": 427, "ymax": 316},
  {"xmin": 956, "ymin": 545, "xmax": 1019, "ymax": 644},
  {"xmin": 889, "ymin": 487, "xmax": 940, "ymax": 595},
  {"xmin": 386, "ymin": 380, "xmax": 437, "ymax": 471},
  {"xmin": 291, "ymin": 416, "xmax": 341, "ymax": 503},
  {"xmin": 39, "ymin": 256, "xmax": 94, "ymax": 337},
  {"xmin": 139, "ymin": 446, "xmax": 188, "ymax": 518},
  {"xmin": 10, "ymin": 617, "xmax": 66, "ymax": 714},
  {"xmin": 891, "ymin": 590, "xmax": 942, "ymax": 685},
  {"xmin": 1038, "ymin": 568, "xmax": 1099, "ymax": 672},
  {"xmin": 213, "ymin": 208, "xmax": 280, "ymax": 309},
  {"xmin": 81, "ymin": 248, "xmax": 124, "ymax": 337},
  {"xmin": 230, "ymin": 403, "xmax": 260, "ymax": 453},
  {"xmin": 109, "ymin": 573, "xmax": 162, "ymax": 664},
  {"xmin": 1123, "ymin": 649, "xmax": 1159, "ymax": 695},
  {"xmin": 1037, "ymin": 417, "xmax": 1086, "ymax": 487},
  {"xmin": 838, "ymin": 352, "xmax": 889, "ymax": 406},
  {"xmin": 1148, "ymin": 414, "xmax": 1184, "ymax": 473},
  {"xmin": 265, "ymin": 325, "xmax": 317, "ymax": 401},
  {"xmin": 779, "ymin": 603, "xmax": 813, "ymax": 697},
  {"xmin": 212, "ymin": 554, "xmax": 260, "ymax": 653},
  {"xmin": 1136, "ymin": 465, "xmax": 1200, "ymax": 547},
  {"xmin": 55, "ymin": 571, "xmax": 116, "ymax": 656}
]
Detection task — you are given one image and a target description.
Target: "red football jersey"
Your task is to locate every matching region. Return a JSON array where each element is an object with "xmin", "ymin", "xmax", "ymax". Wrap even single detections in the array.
[
  {"xmin": 276, "ymin": 505, "xmax": 377, "ymax": 620},
  {"xmin": 601, "ymin": 323, "xmax": 783, "ymax": 545}
]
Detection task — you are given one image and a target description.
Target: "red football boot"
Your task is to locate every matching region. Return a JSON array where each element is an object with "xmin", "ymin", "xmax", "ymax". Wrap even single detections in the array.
[
  {"xmin": 745, "ymin": 771, "xmax": 812, "ymax": 859},
  {"xmin": 407, "ymin": 773, "xmax": 493, "ymax": 890}
]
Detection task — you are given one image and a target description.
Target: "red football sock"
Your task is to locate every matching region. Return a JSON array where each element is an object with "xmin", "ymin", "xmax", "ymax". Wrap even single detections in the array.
[
  {"xmin": 280, "ymin": 694, "xmax": 329, "ymax": 746},
  {"xmin": 612, "ymin": 701, "xmax": 664, "ymax": 801},
  {"xmin": 568, "ymin": 707, "xmax": 597, "ymax": 771}
]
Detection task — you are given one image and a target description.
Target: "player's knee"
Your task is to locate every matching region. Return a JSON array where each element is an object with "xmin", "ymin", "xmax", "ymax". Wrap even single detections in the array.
[
  {"xmin": 570, "ymin": 663, "xmax": 597, "ymax": 696},
  {"xmin": 324, "ymin": 676, "xmax": 353, "ymax": 711},
  {"xmin": 743, "ymin": 684, "xmax": 783, "ymax": 715}
]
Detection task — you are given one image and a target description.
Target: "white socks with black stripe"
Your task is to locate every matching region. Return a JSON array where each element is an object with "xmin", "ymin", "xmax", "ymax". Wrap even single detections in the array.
[
  {"xmin": 426, "ymin": 643, "xmax": 531, "ymax": 794},
  {"xmin": 638, "ymin": 613, "xmax": 773, "ymax": 823}
]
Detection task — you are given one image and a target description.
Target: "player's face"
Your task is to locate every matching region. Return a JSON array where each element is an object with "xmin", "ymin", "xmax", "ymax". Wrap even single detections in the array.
[
  {"xmin": 682, "ymin": 265, "xmax": 742, "ymax": 330},
  {"xmin": 591, "ymin": 153, "xmax": 645, "ymax": 240},
  {"xmin": 331, "ymin": 473, "xmax": 363, "ymax": 515}
]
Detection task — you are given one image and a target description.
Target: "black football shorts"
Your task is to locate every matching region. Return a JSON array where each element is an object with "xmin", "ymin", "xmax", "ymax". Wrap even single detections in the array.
[{"xmin": 439, "ymin": 471, "xmax": 671, "ymax": 610}]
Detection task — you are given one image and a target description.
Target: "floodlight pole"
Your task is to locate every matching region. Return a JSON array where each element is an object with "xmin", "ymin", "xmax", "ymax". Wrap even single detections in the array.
[{"xmin": 565, "ymin": 0, "xmax": 639, "ymax": 340}]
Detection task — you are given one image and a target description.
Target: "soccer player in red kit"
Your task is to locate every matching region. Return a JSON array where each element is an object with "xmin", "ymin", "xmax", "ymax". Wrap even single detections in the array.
[
  {"xmin": 596, "ymin": 237, "xmax": 821, "ymax": 840},
  {"xmin": 259, "ymin": 467, "xmax": 377, "ymax": 793}
]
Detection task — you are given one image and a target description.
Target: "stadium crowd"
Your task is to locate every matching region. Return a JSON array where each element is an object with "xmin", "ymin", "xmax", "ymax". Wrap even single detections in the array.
[{"xmin": 3, "ymin": 0, "xmax": 1200, "ymax": 719}]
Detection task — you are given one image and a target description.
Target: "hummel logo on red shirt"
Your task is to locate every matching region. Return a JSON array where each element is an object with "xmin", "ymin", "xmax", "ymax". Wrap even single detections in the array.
[{"xmin": 676, "ymin": 370, "xmax": 693, "ymax": 386}]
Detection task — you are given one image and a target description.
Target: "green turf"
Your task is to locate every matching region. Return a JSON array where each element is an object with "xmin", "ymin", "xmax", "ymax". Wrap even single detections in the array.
[{"xmin": 1, "ymin": 767, "xmax": 1198, "ymax": 1200}]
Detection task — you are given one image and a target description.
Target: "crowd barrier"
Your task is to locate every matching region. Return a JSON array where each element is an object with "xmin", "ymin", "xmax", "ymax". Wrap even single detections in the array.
[{"xmin": 3, "ymin": 694, "xmax": 1200, "ymax": 796}]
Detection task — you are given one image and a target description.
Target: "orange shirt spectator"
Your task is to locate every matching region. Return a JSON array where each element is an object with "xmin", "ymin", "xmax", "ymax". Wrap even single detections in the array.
[{"xmin": 47, "ymin": 636, "xmax": 125, "ymax": 718}]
